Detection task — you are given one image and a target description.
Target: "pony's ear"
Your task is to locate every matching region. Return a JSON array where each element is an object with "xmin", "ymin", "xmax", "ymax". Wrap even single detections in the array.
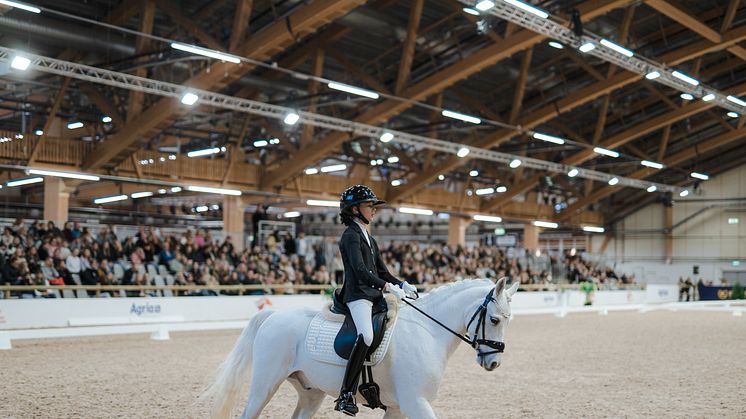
[
  {"xmin": 506, "ymin": 281, "xmax": 520, "ymax": 297},
  {"xmin": 494, "ymin": 277, "xmax": 507, "ymax": 296}
]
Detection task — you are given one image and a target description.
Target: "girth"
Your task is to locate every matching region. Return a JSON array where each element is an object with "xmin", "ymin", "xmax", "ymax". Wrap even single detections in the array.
[{"xmin": 332, "ymin": 288, "xmax": 389, "ymax": 359}]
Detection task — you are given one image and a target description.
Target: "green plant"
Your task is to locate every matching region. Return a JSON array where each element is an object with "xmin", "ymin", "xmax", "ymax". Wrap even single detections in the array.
[{"xmin": 732, "ymin": 282, "xmax": 744, "ymax": 300}]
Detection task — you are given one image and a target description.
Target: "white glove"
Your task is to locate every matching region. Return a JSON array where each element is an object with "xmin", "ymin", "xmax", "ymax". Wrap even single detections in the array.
[
  {"xmin": 401, "ymin": 281, "xmax": 418, "ymax": 298},
  {"xmin": 386, "ymin": 283, "xmax": 406, "ymax": 300}
]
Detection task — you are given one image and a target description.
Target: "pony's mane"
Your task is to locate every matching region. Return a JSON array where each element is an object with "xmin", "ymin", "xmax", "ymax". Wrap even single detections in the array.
[{"xmin": 412, "ymin": 278, "xmax": 494, "ymax": 311}]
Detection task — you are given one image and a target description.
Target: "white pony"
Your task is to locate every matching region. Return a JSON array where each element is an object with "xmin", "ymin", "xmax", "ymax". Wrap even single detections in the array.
[{"xmin": 203, "ymin": 278, "xmax": 519, "ymax": 419}]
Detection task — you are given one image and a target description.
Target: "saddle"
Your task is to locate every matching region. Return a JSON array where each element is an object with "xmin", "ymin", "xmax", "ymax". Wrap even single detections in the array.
[{"xmin": 331, "ymin": 288, "xmax": 389, "ymax": 359}]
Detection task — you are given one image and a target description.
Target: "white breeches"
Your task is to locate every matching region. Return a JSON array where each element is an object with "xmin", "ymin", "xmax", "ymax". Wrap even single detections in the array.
[{"xmin": 347, "ymin": 299, "xmax": 374, "ymax": 346}]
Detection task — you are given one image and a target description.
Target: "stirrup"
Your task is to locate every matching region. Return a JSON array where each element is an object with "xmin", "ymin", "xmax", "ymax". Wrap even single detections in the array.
[{"xmin": 334, "ymin": 392, "xmax": 358, "ymax": 416}]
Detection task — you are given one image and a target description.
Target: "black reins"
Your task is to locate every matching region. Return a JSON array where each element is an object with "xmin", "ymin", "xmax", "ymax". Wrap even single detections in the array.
[{"xmin": 401, "ymin": 286, "xmax": 505, "ymax": 357}]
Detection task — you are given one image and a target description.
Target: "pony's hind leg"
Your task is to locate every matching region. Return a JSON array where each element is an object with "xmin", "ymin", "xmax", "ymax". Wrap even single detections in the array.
[
  {"xmin": 288, "ymin": 377, "xmax": 325, "ymax": 419},
  {"xmin": 238, "ymin": 346, "xmax": 292, "ymax": 419}
]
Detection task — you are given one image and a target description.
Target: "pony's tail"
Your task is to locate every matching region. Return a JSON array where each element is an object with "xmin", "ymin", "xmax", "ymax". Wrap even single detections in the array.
[{"xmin": 200, "ymin": 309, "xmax": 276, "ymax": 419}]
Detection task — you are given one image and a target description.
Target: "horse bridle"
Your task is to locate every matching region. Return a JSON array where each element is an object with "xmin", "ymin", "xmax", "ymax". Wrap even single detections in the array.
[{"xmin": 401, "ymin": 287, "xmax": 505, "ymax": 358}]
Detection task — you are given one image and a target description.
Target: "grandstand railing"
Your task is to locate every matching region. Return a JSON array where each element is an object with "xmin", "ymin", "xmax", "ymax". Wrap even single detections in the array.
[{"xmin": 1, "ymin": 282, "xmax": 646, "ymax": 299}]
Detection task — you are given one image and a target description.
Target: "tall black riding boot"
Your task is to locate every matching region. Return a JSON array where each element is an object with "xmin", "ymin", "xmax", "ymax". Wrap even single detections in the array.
[{"xmin": 334, "ymin": 334, "xmax": 369, "ymax": 416}]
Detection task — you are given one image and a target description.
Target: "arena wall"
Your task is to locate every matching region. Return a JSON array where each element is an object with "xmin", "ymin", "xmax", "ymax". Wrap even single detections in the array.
[
  {"xmin": 0, "ymin": 286, "xmax": 677, "ymax": 331},
  {"xmin": 592, "ymin": 164, "xmax": 746, "ymax": 284}
]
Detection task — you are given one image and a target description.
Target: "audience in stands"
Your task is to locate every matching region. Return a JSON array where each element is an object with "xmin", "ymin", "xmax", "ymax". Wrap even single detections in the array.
[{"xmin": 0, "ymin": 217, "xmax": 631, "ymax": 298}]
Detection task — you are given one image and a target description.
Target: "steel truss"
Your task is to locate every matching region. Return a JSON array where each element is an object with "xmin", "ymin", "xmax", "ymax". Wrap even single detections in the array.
[
  {"xmin": 462, "ymin": 0, "xmax": 746, "ymax": 114},
  {"xmin": 0, "ymin": 46, "xmax": 683, "ymax": 193}
]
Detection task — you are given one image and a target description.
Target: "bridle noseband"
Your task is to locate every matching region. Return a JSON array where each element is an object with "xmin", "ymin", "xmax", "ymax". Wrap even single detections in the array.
[
  {"xmin": 465, "ymin": 287, "xmax": 506, "ymax": 357},
  {"xmin": 401, "ymin": 287, "xmax": 506, "ymax": 359}
]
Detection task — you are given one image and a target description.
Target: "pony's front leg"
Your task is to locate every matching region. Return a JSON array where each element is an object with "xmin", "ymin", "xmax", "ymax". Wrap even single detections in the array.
[{"xmin": 396, "ymin": 397, "xmax": 437, "ymax": 419}]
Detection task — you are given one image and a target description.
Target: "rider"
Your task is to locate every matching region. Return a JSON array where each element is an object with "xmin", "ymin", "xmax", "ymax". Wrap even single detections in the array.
[{"xmin": 334, "ymin": 185, "xmax": 417, "ymax": 416}]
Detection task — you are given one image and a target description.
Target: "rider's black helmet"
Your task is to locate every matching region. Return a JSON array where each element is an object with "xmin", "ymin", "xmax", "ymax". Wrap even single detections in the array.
[{"xmin": 339, "ymin": 185, "xmax": 385, "ymax": 226}]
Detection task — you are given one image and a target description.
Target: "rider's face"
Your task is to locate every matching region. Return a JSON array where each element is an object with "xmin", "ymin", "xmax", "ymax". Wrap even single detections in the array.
[{"xmin": 357, "ymin": 202, "xmax": 376, "ymax": 221}]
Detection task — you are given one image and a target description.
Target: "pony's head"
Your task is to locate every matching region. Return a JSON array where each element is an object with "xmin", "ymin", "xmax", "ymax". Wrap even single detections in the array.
[{"xmin": 471, "ymin": 277, "xmax": 519, "ymax": 371}]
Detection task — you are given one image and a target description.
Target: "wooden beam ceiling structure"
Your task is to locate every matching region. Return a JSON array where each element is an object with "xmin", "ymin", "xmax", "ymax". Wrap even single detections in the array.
[
  {"xmin": 82, "ymin": 0, "xmax": 366, "ymax": 171},
  {"xmin": 259, "ymin": 0, "xmax": 633, "ymax": 191}
]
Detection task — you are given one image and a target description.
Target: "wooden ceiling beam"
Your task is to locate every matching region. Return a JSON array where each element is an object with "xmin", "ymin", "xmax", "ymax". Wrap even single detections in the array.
[
  {"xmin": 82, "ymin": 0, "xmax": 365, "ymax": 171},
  {"xmin": 394, "ymin": 0, "xmax": 425, "ymax": 94}
]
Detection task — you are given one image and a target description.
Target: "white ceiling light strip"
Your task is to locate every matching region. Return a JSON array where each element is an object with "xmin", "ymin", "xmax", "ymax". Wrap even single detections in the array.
[
  {"xmin": 462, "ymin": 0, "xmax": 746, "ymax": 115},
  {"xmin": 0, "ymin": 47, "xmax": 683, "ymax": 194}
]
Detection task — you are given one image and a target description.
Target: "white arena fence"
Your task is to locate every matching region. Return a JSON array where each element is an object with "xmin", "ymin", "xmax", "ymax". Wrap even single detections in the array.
[{"xmin": 3, "ymin": 284, "xmax": 743, "ymax": 350}]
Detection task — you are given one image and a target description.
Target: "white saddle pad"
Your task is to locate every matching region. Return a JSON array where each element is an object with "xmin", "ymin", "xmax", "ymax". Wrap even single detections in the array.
[{"xmin": 305, "ymin": 301, "xmax": 398, "ymax": 367}]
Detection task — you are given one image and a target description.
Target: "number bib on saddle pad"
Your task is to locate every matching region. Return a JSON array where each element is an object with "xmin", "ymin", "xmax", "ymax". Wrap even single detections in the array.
[{"xmin": 305, "ymin": 294, "xmax": 399, "ymax": 367}]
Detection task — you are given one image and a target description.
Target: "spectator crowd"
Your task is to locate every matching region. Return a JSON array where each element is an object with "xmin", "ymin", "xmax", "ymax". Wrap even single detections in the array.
[{"xmin": 0, "ymin": 217, "xmax": 631, "ymax": 298}]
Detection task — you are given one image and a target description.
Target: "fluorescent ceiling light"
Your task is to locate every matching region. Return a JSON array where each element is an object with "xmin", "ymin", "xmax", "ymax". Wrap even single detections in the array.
[
  {"xmin": 503, "ymin": 0, "xmax": 549, "ymax": 18},
  {"xmin": 438, "ymin": 174, "xmax": 446, "ymax": 181},
  {"xmin": 680, "ymin": 93, "xmax": 694, "ymax": 101},
  {"xmin": 399, "ymin": 207, "xmax": 433, "ymax": 216},
  {"xmin": 0, "ymin": 1, "xmax": 40, "ymax": 13},
  {"xmin": 15, "ymin": 133, "xmax": 22, "ymax": 139},
  {"xmin": 496, "ymin": 185, "xmax": 507, "ymax": 193},
  {"xmin": 600, "ymin": 39, "xmax": 633, "ymax": 57},
  {"xmin": 679, "ymin": 190, "xmax": 689, "ymax": 197},
  {"xmin": 391, "ymin": 179, "xmax": 402, "ymax": 186},
  {"xmin": 579, "ymin": 42, "xmax": 595, "ymax": 53},
  {"xmin": 195, "ymin": 205, "xmax": 209, "ymax": 212},
  {"xmin": 456, "ymin": 147, "xmax": 470, "ymax": 157},
  {"xmin": 608, "ymin": 177, "xmax": 619, "ymax": 186},
  {"xmin": 370, "ymin": 159, "xmax": 378, "ymax": 166},
  {"xmin": 702, "ymin": 93, "xmax": 715, "ymax": 102},
  {"xmin": 269, "ymin": 138, "xmax": 279, "ymax": 144},
  {"xmin": 93, "ymin": 194, "xmax": 128, "ymax": 204},
  {"xmin": 727, "ymin": 111, "xmax": 739, "ymax": 118},
  {"xmin": 469, "ymin": 170, "xmax": 479, "ymax": 177},
  {"xmin": 473, "ymin": 214, "xmax": 502, "ymax": 223},
  {"xmin": 567, "ymin": 168, "xmax": 579, "ymax": 177},
  {"xmin": 320, "ymin": 164, "xmax": 346, "ymax": 173},
  {"xmin": 27, "ymin": 169, "xmax": 99, "ymax": 181},
  {"xmin": 548, "ymin": 41, "xmax": 563, "ymax": 49},
  {"xmin": 533, "ymin": 220, "xmax": 558, "ymax": 229},
  {"xmin": 641, "ymin": 160, "xmax": 664, "ymax": 169},
  {"xmin": 34, "ymin": 129, "xmax": 43, "ymax": 135},
  {"xmin": 7, "ymin": 177, "xmax": 43, "ymax": 187},
  {"xmin": 671, "ymin": 70, "xmax": 700, "ymax": 86},
  {"xmin": 726, "ymin": 95, "xmax": 746, "ymax": 106},
  {"xmin": 647, "ymin": 185, "xmax": 657, "ymax": 193},
  {"xmin": 442, "ymin": 109, "xmax": 481, "ymax": 124},
  {"xmin": 168, "ymin": 154, "xmax": 176, "ymax": 160},
  {"xmin": 380, "ymin": 132, "xmax": 394, "ymax": 143},
  {"xmin": 253, "ymin": 140, "xmax": 268, "ymax": 147},
  {"xmin": 304, "ymin": 168, "xmax": 319, "ymax": 175},
  {"xmin": 475, "ymin": 187, "xmax": 494, "ymax": 196},
  {"xmin": 327, "ymin": 82, "xmax": 379, "ymax": 99},
  {"xmin": 130, "ymin": 191, "xmax": 153, "ymax": 199},
  {"xmin": 170, "ymin": 42, "xmax": 240, "ymax": 63},
  {"xmin": 462, "ymin": 7, "xmax": 479, "ymax": 15},
  {"xmin": 186, "ymin": 185, "xmax": 241, "ymax": 196},
  {"xmin": 67, "ymin": 121, "xmax": 84, "ymax": 130},
  {"xmin": 376, "ymin": 159, "xmax": 384, "ymax": 165},
  {"xmin": 582, "ymin": 226, "xmax": 605, "ymax": 233},
  {"xmin": 158, "ymin": 189, "xmax": 167, "ymax": 194},
  {"xmin": 187, "ymin": 147, "xmax": 221, "ymax": 157},
  {"xmin": 180, "ymin": 92, "xmax": 199, "ymax": 105},
  {"xmin": 387, "ymin": 156, "xmax": 399, "ymax": 164},
  {"xmin": 509, "ymin": 159, "xmax": 522, "ymax": 168},
  {"xmin": 210, "ymin": 204, "xmax": 220, "ymax": 210},
  {"xmin": 170, "ymin": 186, "xmax": 182, "ymax": 193},
  {"xmin": 645, "ymin": 71, "xmax": 661, "ymax": 80},
  {"xmin": 284, "ymin": 112, "xmax": 300, "ymax": 125},
  {"xmin": 475, "ymin": 0, "xmax": 495, "ymax": 11},
  {"xmin": 307, "ymin": 199, "xmax": 340, "ymax": 207},
  {"xmin": 728, "ymin": 217, "xmax": 739, "ymax": 225},
  {"xmin": 101, "ymin": 115, "xmax": 112, "ymax": 123},
  {"xmin": 533, "ymin": 132, "xmax": 566, "ymax": 144},
  {"xmin": 690, "ymin": 172, "xmax": 709, "ymax": 180},
  {"xmin": 593, "ymin": 146, "xmax": 619, "ymax": 158},
  {"xmin": 283, "ymin": 211, "xmax": 301, "ymax": 218},
  {"xmin": 11, "ymin": 55, "xmax": 31, "ymax": 70}
]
